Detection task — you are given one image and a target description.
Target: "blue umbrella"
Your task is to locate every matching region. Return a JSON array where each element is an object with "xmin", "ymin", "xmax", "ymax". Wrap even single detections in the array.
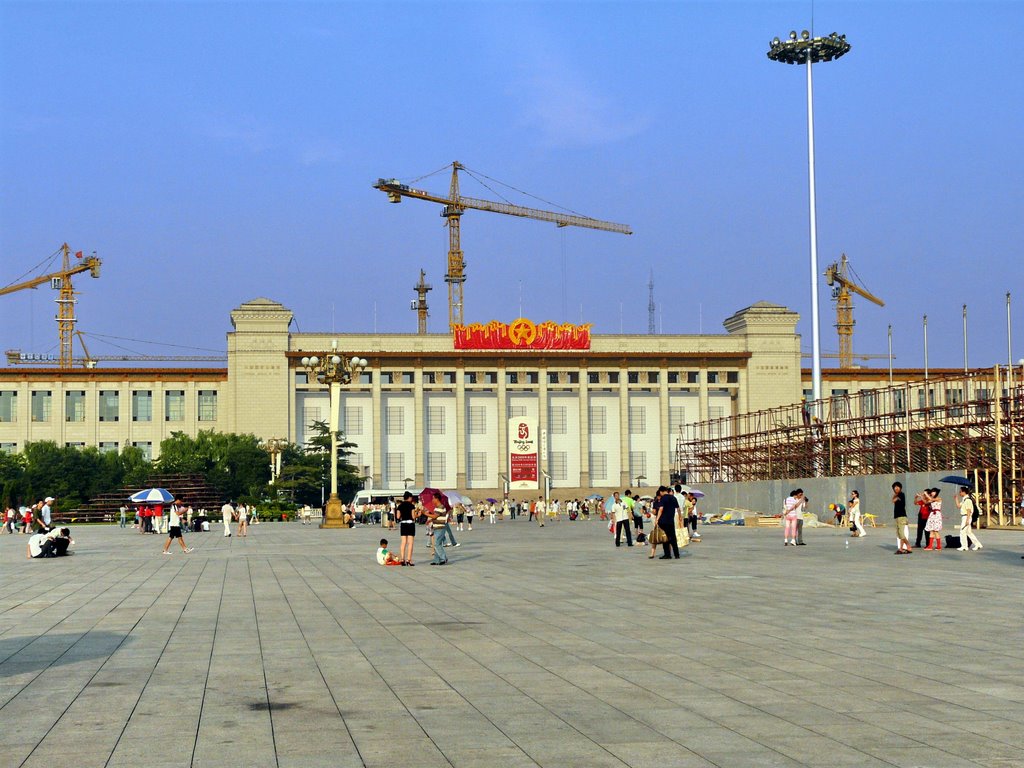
[
  {"xmin": 939, "ymin": 475, "xmax": 972, "ymax": 487},
  {"xmin": 586, "ymin": 493, "xmax": 603, "ymax": 500},
  {"xmin": 129, "ymin": 488, "xmax": 175, "ymax": 504}
]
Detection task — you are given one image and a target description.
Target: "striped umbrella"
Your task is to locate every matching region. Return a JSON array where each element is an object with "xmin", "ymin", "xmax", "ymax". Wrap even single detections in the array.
[{"xmin": 129, "ymin": 488, "xmax": 175, "ymax": 504}]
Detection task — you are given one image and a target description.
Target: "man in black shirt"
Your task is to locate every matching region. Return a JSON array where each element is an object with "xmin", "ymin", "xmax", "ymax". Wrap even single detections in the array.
[{"xmin": 892, "ymin": 482, "xmax": 911, "ymax": 554}]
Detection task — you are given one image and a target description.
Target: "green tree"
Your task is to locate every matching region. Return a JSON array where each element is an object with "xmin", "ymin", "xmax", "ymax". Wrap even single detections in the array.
[
  {"xmin": 272, "ymin": 421, "xmax": 362, "ymax": 507},
  {"xmin": 157, "ymin": 430, "xmax": 270, "ymax": 501}
]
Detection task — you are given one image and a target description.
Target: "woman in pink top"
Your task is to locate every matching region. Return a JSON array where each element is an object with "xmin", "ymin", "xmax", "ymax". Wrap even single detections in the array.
[{"xmin": 783, "ymin": 490, "xmax": 802, "ymax": 546}]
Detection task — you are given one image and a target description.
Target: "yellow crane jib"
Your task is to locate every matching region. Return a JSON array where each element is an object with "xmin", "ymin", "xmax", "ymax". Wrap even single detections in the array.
[{"xmin": 374, "ymin": 162, "xmax": 631, "ymax": 330}]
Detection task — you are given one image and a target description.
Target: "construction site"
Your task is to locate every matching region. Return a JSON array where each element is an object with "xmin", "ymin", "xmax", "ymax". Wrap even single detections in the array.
[{"xmin": 675, "ymin": 365, "xmax": 1023, "ymax": 525}]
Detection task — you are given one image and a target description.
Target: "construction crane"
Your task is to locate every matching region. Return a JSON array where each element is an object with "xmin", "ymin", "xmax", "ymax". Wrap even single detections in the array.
[
  {"xmin": 410, "ymin": 269, "xmax": 432, "ymax": 335},
  {"xmin": 824, "ymin": 253, "xmax": 885, "ymax": 369},
  {"xmin": 0, "ymin": 243, "xmax": 101, "ymax": 368},
  {"xmin": 375, "ymin": 161, "xmax": 632, "ymax": 330},
  {"xmin": 6, "ymin": 331, "xmax": 226, "ymax": 368}
]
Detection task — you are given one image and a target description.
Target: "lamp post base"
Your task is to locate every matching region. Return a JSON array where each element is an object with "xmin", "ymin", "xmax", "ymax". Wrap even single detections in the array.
[{"xmin": 320, "ymin": 493, "xmax": 349, "ymax": 529}]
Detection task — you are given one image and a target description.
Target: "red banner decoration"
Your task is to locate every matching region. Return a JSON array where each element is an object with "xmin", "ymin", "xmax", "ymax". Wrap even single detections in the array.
[{"xmin": 453, "ymin": 318, "xmax": 591, "ymax": 350}]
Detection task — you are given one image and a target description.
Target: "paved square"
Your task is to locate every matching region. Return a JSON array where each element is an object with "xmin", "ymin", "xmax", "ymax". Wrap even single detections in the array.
[{"xmin": 2, "ymin": 518, "xmax": 1023, "ymax": 768}]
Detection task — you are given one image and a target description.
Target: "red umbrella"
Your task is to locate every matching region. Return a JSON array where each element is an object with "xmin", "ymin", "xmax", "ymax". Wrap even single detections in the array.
[{"xmin": 419, "ymin": 488, "xmax": 451, "ymax": 512}]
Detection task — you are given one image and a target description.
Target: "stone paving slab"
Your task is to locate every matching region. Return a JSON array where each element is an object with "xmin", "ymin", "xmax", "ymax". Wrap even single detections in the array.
[{"xmin": 2, "ymin": 518, "xmax": 1023, "ymax": 768}]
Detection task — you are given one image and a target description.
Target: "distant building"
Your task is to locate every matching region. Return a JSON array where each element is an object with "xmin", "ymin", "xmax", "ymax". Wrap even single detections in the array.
[{"xmin": 0, "ymin": 296, "xmax": 968, "ymax": 496}]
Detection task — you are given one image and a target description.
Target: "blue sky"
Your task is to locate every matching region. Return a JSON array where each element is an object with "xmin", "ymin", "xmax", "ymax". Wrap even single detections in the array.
[{"xmin": 1, "ymin": 0, "xmax": 1021, "ymax": 369}]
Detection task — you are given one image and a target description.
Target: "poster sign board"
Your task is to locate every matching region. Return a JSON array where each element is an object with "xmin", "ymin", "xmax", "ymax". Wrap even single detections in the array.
[{"xmin": 508, "ymin": 417, "xmax": 539, "ymax": 490}]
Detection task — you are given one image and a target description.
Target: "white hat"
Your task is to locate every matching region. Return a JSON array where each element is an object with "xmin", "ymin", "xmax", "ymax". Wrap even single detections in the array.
[{"xmin": 45, "ymin": 496, "xmax": 55, "ymax": 503}]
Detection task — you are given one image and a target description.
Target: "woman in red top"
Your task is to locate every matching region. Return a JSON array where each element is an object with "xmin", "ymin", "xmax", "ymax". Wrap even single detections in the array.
[{"xmin": 913, "ymin": 490, "xmax": 931, "ymax": 548}]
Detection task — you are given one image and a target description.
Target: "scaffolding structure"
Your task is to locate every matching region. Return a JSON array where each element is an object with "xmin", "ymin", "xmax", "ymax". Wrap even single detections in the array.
[{"xmin": 676, "ymin": 366, "xmax": 1022, "ymax": 524}]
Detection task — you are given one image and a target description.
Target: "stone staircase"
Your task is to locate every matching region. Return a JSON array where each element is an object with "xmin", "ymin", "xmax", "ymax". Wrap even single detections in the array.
[{"xmin": 65, "ymin": 474, "xmax": 225, "ymax": 523}]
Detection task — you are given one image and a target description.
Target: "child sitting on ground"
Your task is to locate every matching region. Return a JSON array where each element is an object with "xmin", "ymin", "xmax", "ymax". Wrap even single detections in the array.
[{"xmin": 376, "ymin": 538, "xmax": 402, "ymax": 566}]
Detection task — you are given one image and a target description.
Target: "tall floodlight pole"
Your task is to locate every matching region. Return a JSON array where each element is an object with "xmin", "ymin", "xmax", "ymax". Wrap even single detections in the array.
[
  {"xmin": 963, "ymin": 304, "xmax": 969, "ymax": 372},
  {"xmin": 768, "ymin": 30, "xmax": 851, "ymax": 408}
]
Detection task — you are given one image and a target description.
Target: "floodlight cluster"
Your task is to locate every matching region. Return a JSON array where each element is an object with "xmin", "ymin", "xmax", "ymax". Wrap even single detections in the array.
[{"xmin": 767, "ymin": 30, "xmax": 850, "ymax": 64}]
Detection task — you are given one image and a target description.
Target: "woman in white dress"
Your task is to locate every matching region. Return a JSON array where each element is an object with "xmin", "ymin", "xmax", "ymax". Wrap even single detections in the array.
[
  {"xmin": 849, "ymin": 490, "xmax": 865, "ymax": 538},
  {"xmin": 237, "ymin": 503, "xmax": 249, "ymax": 537}
]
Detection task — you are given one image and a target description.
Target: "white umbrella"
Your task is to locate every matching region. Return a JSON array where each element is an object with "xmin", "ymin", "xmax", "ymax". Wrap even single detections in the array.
[{"xmin": 129, "ymin": 488, "xmax": 174, "ymax": 504}]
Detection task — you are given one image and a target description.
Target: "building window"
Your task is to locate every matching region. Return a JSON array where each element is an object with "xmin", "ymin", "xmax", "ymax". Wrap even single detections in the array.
[
  {"xmin": 590, "ymin": 451, "xmax": 607, "ymax": 481},
  {"xmin": 386, "ymin": 407, "xmax": 404, "ymax": 435},
  {"xmin": 508, "ymin": 405, "xmax": 526, "ymax": 417},
  {"xmin": 427, "ymin": 406, "xmax": 445, "ymax": 435},
  {"xmin": 629, "ymin": 451, "xmax": 647, "ymax": 479},
  {"xmin": 588, "ymin": 372, "xmax": 600, "ymax": 385},
  {"xmin": 295, "ymin": 371, "xmax": 309, "ymax": 385},
  {"xmin": 863, "ymin": 392, "xmax": 877, "ymax": 418},
  {"xmin": 548, "ymin": 372, "xmax": 559, "ymax": 385},
  {"xmin": 165, "ymin": 390, "xmax": 185, "ymax": 422},
  {"xmin": 589, "ymin": 405, "xmax": 607, "ymax": 434},
  {"xmin": 688, "ymin": 372, "xmax": 699, "ymax": 384},
  {"xmin": 648, "ymin": 372, "xmax": 659, "ymax": 384},
  {"xmin": 443, "ymin": 372, "xmax": 456, "ymax": 385},
  {"xmin": 98, "ymin": 390, "xmax": 119, "ymax": 422},
  {"xmin": 608, "ymin": 372, "xmax": 619, "ymax": 384},
  {"xmin": 707, "ymin": 372, "xmax": 719, "ymax": 384},
  {"xmin": 132, "ymin": 441, "xmax": 153, "ymax": 461},
  {"xmin": 132, "ymin": 391, "xmax": 152, "ymax": 422},
  {"xmin": 99, "ymin": 442, "xmax": 119, "ymax": 454},
  {"xmin": 526, "ymin": 372, "xmax": 539, "ymax": 385},
  {"xmin": 628, "ymin": 372, "xmax": 639, "ymax": 384},
  {"xmin": 402, "ymin": 371, "xmax": 415, "ymax": 385},
  {"xmin": 427, "ymin": 452, "xmax": 446, "ymax": 483},
  {"xmin": 468, "ymin": 405, "xmax": 487, "ymax": 434},
  {"xmin": 549, "ymin": 405, "xmax": 567, "ymax": 434},
  {"xmin": 506, "ymin": 372, "xmax": 519, "ymax": 385},
  {"xmin": 198, "ymin": 390, "xmax": 218, "ymax": 421},
  {"xmin": 550, "ymin": 451, "xmax": 567, "ymax": 482},
  {"xmin": 568, "ymin": 372, "xmax": 579, "ymax": 384},
  {"xmin": 343, "ymin": 408, "xmax": 362, "ymax": 435},
  {"xmin": 64, "ymin": 391, "xmax": 86, "ymax": 422},
  {"xmin": 424, "ymin": 372, "xmax": 436, "ymax": 384},
  {"xmin": 359, "ymin": 371, "xmax": 373, "ymax": 385},
  {"xmin": 464, "ymin": 372, "xmax": 478, "ymax": 385},
  {"xmin": 669, "ymin": 406, "xmax": 686, "ymax": 436},
  {"xmin": 385, "ymin": 452, "xmax": 405, "ymax": 483},
  {"xmin": 0, "ymin": 391, "xmax": 16, "ymax": 422},
  {"xmin": 65, "ymin": 442, "xmax": 85, "ymax": 449},
  {"xmin": 629, "ymin": 406, "xmax": 646, "ymax": 434},
  {"xmin": 381, "ymin": 372, "xmax": 394, "ymax": 385},
  {"xmin": 727, "ymin": 371, "xmax": 739, "ymax": 384},
  {"xmin": 32, "ymin": 391, "xmax": 53, "ymax": 422},
  {"xmin": 1, "ymin": 442, "xmax": 17, "ymax": 454},
  {"xmin": 349, "ymin": 453, "xmax": 364, "ymax": 472},
  {"xmin": 467, "ymin": 451, "xmax": 487, "ymax": 482},
  {"xmin": 485, "ymin": 372, "xmax": 498, "ymax": 385},
  {"xmin": 667, "ymin": 372, "xmax": 679, "ymax": 384}
]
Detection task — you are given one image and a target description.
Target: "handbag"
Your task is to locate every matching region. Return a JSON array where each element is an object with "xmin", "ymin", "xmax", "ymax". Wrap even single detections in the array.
[{"xmin": 648, "ymin": 526, "xmax": 664, "ymax": 545}]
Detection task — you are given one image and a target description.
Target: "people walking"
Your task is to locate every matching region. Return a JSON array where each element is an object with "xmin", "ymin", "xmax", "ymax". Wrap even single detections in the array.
[
  {"xmin": 924, "ymin": 488, "xmax": 943, "ymax": 550},
  {"xmin": 956, "ymin": 486, "xmax": 983, "ymax": 551},
  {"xmin": 221, "ymin": 500, "xmax": 234, "ymax": 537},
  {"xmin": 892, "ymin": 482, "xmax": 912, "ymax": 554},
  {"xmin": 654, "ymin": 485, "xmax": 681, "ymax": 559},
  {"xmin": 162, "ymin": 499, "xmax": 193, "ymax": 555},
  {"xmin": 237, "ymin": 503, "xmax": 248, "ymax": 537},
  {"xmin": 849, "ymin": 490, "xmax": 866, "ymax": 538},
  {"xmin": 610, "ymin": 492, "xmax": 633, "ymax": 547},
  {"xmin": 426, "ymin": 500, "xmax": 450, "ymax": 566}
]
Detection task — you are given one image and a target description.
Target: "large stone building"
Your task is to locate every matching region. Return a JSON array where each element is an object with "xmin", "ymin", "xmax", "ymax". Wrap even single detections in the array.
[{"xmin": 0, "ymin": 296, "xmax": 948, "ymax": 496}]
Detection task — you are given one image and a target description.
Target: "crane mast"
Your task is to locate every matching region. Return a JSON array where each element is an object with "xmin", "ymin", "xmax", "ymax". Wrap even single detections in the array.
[
  {"xmin": 0, "ymin": 243, "xmax": 101, "ymax": 368},
  {"xmin": 375, "ymin": 161, "xmax": 632, "ymax": 330},
  {"xmin": 412, "ymin": 269, "xmax": 433, "ymax": 334},
  {"xmin": 824, "ymin": 253, "xmax": 885, "ymax": 369}
]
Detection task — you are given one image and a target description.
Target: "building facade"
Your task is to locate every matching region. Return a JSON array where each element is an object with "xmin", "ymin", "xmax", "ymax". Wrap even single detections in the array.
[{"xmin": 4, "ymin": 296, "xmax": 952, "ymax": 497}]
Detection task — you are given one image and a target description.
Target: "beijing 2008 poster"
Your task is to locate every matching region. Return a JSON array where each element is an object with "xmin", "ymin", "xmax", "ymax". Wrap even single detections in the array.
[{"xmin": 508, "ymin": 418, "xmax": 539, "ymax": 490}]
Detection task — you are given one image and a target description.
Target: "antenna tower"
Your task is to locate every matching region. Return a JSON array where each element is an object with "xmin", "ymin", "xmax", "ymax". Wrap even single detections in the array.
[
  {"xmin": 413, "ymin": 269, "xmax": 432, "ymax": 334},
  {"xmin": 648, "ymin": 269, "xmax": 656, "ymax": 335}
]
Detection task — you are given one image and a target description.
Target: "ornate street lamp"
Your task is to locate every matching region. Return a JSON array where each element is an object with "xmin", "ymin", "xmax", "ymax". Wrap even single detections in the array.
[
  {"xmin": 767, "ymin": 30, "xmax": 851, "ymax": 408},
  {"xmin": 300, "ymin": 344, "xmax": 368, "ymax": 528}
]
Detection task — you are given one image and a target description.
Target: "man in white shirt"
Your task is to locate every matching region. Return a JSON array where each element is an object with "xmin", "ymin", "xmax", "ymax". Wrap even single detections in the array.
[
  {"xmin": 163, "ymin": 499, "xmax": 193, "ymax": 554},
  {"xmin": 41, "ymin": 497, "xmax": 54, "ymax": 530},
  {"xmin": 221, "ymin": 501, "xmax": 234, "ymax": 537},
  {"xmin": 611, "ymin": 492, "xmax": 633, "ymax": 547}
]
